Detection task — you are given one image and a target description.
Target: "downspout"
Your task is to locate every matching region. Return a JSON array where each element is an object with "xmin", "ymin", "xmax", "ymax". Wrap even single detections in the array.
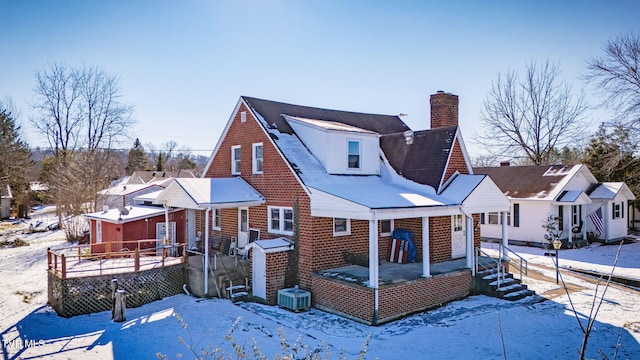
[
  {"xmin": 501, "ymin": 211, "xmax": 508, "ymax": 260},
  {"xmin": 460, "ymin": 208, "xmax": 475, "ymax": 274},
  {"xmin": 204, "ymin": 207, "xmax": 211, "ymax": 296}
]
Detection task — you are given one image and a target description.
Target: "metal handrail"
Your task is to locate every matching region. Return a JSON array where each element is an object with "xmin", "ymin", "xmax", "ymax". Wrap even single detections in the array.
[
  {"xmin": 500, "ymin": 245, "xmax": 528, "ymax": 280},
  {"xmin": 475, "ymin": 247, "xmax": 504, "ymax": 289}
]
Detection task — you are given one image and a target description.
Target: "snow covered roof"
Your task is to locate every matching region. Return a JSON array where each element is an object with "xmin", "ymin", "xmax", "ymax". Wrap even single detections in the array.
[
  {"xmin": 246, "ymin": 238, "xmax": 294, "ymax": 253},
  {"xmin": 134, "ymin": 190, "xmax": 164, "ymax": 202},
  {"xmin": 99, "ymin": 184, "xmax": 163, "ymax": 196},
  {"xmin": 554, "ymin": 190, "xmax": 592, "ymax": 205},
  {"xmin": 283, "ymin": 114, "xmax": 378, "ymax": 134},
  {"xmin": 474, "ymin": 164, "xmax": 588, "ymax": 200},
  {"xmin": 85, "ymin": 205, "xmax": 166, "ymax": 224},
  {"xmin": 155, "ymin": 178, "xmax": 265, "ymax": 209},
  {"xmin": 588, "ymin": 182, "xmax": 636, "ymax": 200}
]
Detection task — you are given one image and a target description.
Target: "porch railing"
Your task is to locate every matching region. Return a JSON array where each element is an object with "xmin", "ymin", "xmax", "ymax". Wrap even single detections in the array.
[
  {"xmin": 475, "ymin": 247, "xmax": 505, "ymax": 289},
  {"xmin": 499, "ymin": 244, "xmax": 528, "ymax": 281},
  {"xmin": 48, "ymin": 240, "xmax": 187, "ymax": 279}
]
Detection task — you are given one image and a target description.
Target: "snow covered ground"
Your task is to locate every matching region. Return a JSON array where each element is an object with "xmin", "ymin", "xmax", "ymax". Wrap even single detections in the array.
[{"xmin": 0, "ymin": 217, "xmax": 639, "ymax": 359}]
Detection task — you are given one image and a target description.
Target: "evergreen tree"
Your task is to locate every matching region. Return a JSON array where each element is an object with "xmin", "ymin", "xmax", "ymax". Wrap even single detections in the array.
[
  {"xmin": 0, "ymin": 107, "xmax": 32, "ymax": 216},
  {"xmin": 584, "ymin": 123, "xmax": 640, "ymax": 199},
  {"xmin": 125, "ymin": 138, "xmax": 148, "ymax": 174}
]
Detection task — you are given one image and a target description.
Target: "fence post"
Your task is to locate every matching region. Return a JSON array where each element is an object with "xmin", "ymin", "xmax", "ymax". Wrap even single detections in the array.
[
  {"xmin": 134, "ymin": 248, "xmax": 140, "ymax": 272},
  {"xmin": 47, "ymin": 248, "xmax": 52, "ymax": 270},
  {"xmin": 77, "ymin": 246, "xmax": 81, "ymax": 263},
  {"xmin": 61, "ymin": 254, "xmax": 66, "ymax": 279}
]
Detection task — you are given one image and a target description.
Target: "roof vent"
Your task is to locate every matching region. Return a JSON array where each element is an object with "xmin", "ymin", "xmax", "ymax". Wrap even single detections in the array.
[
  {"xmin": 403, "ymin": 130, "xmax": 414, "ymax": 145},
  {"xmin": 500, "ymin": 161, "xmax": 510, "ymax": 167}
]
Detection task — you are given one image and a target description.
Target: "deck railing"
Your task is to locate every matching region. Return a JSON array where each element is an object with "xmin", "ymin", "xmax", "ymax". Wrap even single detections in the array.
[{"xmin": 47, "ymin": 239, "xmax": 187, "ymax": 279}]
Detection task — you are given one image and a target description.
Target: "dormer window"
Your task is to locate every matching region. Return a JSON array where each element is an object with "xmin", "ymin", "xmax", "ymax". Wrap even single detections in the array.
[{"xmin": 348, "ymin": 140, "xmax": 360, "ymax": 169}]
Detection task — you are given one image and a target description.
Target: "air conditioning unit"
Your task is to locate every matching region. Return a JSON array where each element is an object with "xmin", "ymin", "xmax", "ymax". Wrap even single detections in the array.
[{"xmin": 277, "ymin": 286, "xmax": 311, "ymax": 311}]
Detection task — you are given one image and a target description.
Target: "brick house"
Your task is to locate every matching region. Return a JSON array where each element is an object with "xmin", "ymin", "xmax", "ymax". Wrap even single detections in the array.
[{"xmin": 156, "ymin": 91, "xmax": 511, "ymax": 324}]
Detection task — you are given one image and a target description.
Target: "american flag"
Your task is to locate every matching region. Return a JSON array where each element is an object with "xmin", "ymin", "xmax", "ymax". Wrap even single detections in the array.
[{"xmin": 589, "ymin": 207, "xmax": 604, "ymax": 234}]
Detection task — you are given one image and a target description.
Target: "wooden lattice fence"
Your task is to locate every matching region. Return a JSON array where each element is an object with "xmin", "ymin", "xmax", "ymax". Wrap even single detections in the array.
[{"xmin": 48, "ymin": 264, "xmax": 185, "ymax": 317}]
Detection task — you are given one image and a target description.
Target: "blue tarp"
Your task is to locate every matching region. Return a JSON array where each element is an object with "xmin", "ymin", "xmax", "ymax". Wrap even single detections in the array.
[{"xmin": 392, "ymin": 229, "xmax": 417, "ymax": 263}]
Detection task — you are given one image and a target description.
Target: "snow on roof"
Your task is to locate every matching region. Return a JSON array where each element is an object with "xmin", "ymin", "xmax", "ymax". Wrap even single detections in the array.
[
  {"xmin": 438, "ymin": 174, "xmax": 485, "ymax": 204},
  {"xmin": 85, "ymin": 205, "xmax": 166, "ymax": 223},
  {"xmin": 589, "ymin": 182, "xmax": 632, "ymax": 200},
  {"xmin": 99, "ymin": 184, "xmax": 161, "ymax": 196},
  {"xmin": 556, "ymin": 190, "xmax": 584, "ymax": 202},
  {"xmin": 283, "ymin": 114, "xmax": 378, "ymax": 134},
  {"xmin": 134, "ymin": 190, "xmax": 164, "ymax": 202},
  {"xmin": 254, "ymin": 111, "xmax": 455, "ymax": 209},
  {"xmin": 247, "ymin": 238, "xmax": 294, "ymax": 252},
  {"xmin": 170, "ymin": 178, "xmax": 265, "ymax": 207}
]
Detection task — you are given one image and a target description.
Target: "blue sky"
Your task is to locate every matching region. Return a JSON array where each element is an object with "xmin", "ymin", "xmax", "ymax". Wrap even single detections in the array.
[{"xmin": 1, "ymin": 1, "xmax": 639, "ymax": 157}]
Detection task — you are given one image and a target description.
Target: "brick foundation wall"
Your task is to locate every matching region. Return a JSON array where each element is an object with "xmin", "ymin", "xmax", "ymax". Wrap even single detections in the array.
[{"xmin": 312, "ymin": 270, "xmax": 473, "ymax": 325}]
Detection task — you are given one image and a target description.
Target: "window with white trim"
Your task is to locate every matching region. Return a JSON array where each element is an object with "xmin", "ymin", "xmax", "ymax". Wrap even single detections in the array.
[
  {"xmin": 334, "ymin": 218, "xmax": 351, "ymax": 236},
  {"xmin": 347, "ymin": 140, "xmax": 360, "ymax": 169},
  {"xmin": 231, "ymin": 145, "xmax": 241, "ymax": 175},
  {"xmin": 252, "ymin": 143, "xmax": 263, "ymax": 174},
  {"xmin": 268, "ymin": 206, "xmax": 294, "ymax": 235},
  {"xmin": 213, "ymin": 209, "xmax": 221, "ymax": 230},
  {"xmin": 488, "ymin": 212, "xmax": 499, "ymax": 225},
  {"xmin": 380, "ymin": 219, "xmax": 394, "ymax": 236}
]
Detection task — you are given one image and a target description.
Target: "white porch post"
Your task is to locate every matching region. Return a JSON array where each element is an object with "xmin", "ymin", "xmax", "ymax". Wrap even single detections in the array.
[
  {"xmin": 466, "ymin": 215, "xmax": 474, "ymax": 269},
  {"xmin": 204, "ymin": 208, "xmax": 211, "ymax": 296},
  {"xmin": 501, "ymin": 211, "xmax": 509, "ymax": 260},
  {"xmin": 368, "ymin": 219, "xmax": 379, "ymax": 324},
  {"xmin": 422, "ymin": 216, "xmax": 431, "ymax": 277},
  {"xmin": 164, "ymin": 204, "xmax": 169, "ymax": 244}
]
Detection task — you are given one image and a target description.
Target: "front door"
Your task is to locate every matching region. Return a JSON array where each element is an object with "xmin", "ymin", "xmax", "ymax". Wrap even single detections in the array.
[
  {"xmin": 238, "ymin": 207, "xmax": 249, "ymax": 249},
  {"xmin": 252, "ymin": 248, "xmax": 266, "ymax": 300},
  {"xmin": 451, "ymin": 214, "xmax": 466, "ymax": 259}
]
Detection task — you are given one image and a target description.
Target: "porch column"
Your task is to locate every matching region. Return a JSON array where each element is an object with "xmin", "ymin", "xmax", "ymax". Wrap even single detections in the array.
[
  {"xmin": 501, "ymin": 211, "xmax": 509, "ymax": 260},
  {"xmin": 368, "ymin": 219, "xmax": 379, "ymax": 325},
  {"xmin": 421, "ymin": 216, "xmax": 431, "ymax": 277},
  {"xmin": 204, "ymin": 208, "xmax": 211, "ymax": 296},
  {"xmin": 466, "ymin": 215, "xmax": 474, "ymax": 269},
  {"xmin": 368, "ymin": 219, "xmax": 379, "ymax": 288}
]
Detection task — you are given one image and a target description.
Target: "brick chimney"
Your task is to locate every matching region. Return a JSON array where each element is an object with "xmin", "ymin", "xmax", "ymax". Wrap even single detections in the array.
[{"xmin": 430, "ymin": 90, "xmax": 459, "ymax": 129}]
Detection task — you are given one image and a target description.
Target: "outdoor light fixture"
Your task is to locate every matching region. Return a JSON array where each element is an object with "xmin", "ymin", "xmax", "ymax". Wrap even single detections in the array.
[{"xmin": 552, "ymin": 238, "xmax": 562, "ymax": 284}]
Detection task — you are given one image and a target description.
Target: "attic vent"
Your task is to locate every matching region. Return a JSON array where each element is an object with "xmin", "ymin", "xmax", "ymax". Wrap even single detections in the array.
[
  {"xmin": 269, "ymin": 133, "xmax": 279, "ymax": 140},
  {"xmin": 240, "ymin": 111, "xmax": 247, "ymax": 123}
]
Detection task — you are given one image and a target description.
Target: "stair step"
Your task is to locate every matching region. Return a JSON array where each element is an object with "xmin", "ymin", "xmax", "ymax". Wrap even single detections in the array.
[
  {"xmin": 226, "ymin": 285, "xmax": 246, "ymax": 291},
  {"xmin": 489, "ymin": 277, "xmax": 519, "ymax": 287},
  {"xmin": 230, "ymin": 291, "xmax": 248, "ymax": 298},
  {"xmin": 502, "ymin": 289, "xmax": 535, "ymax": 301}
]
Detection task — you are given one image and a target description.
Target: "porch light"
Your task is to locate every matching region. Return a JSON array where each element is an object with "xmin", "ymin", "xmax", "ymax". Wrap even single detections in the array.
[{"xmin": 552, "ymin": 238, "xmax": 562, "ymax": 250}]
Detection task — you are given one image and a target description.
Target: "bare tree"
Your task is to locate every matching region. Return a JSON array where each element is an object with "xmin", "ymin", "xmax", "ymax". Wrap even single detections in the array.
[
  {"xmin": 586, "ymin": 32, "xmax": 640, "ymax": 129},
  {"xmin": 476, "ymin": 60, "xmax": 588, "ymax": 165},
  {"xmin": 31, "ymin": 63, "xmax": 134, "ymax": 220}
]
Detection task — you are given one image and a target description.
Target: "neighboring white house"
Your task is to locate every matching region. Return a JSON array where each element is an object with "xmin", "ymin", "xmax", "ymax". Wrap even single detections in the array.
[{"xmin": 474, "ymin": 164, "xmax": 636, "ymax": 245}]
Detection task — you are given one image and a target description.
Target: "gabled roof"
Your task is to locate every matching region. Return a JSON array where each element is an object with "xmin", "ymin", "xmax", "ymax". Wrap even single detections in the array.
[
  {"xmin": 588, "ymin": 182, "xmax": 636, "ymax": 200},
  {"xmin": 99, "ymin": 183, "xmax": 164, "ymax": 196},
  {"xmin": 242, "ymin": 96, "xmax": 409, "ymax": 136},
  {"xmin": 155, "ymin": 178, "xmax": 265, "ymax": 209},
  {"xmin": 473, "ymin": 164, "xmax": 584, "ymax": 200},
  {"xmin": 381, "ymin": 126, "xmax": 458, "ymax": 189},
  {"xmin": 85, "ymin": 205, "xmax": 166, "ymax": 224}
]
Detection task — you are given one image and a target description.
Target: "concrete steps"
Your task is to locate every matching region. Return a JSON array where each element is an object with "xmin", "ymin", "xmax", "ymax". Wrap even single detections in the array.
[{"xmin": 475, "ymin": 267, "xmax": 535, "ymax": 301}]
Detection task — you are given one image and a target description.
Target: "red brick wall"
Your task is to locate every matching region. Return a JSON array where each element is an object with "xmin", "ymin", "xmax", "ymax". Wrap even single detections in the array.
[
  {"xmin": 443, "ymin": 140, "xmax": 469, "ymax": 184},
  {"xmin": 312, "ymin": 270, "xmax": 472, "ymax": 324},
  {"xmin": 204, "ymin": 102, "xmax": 313, "ymax": 288},
  {"xmin": 264, "ymin": 251, "xmax": 290, "ymax": 304},
  {"xmin": 430, "ymin": 216, "xmax": 452, "ymax": 263}
]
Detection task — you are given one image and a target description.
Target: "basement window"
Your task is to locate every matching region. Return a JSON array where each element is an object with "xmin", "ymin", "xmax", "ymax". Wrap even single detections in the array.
[{"xmin": 334, "ymin": 218, "xmax": 351, "ymax": 236}]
